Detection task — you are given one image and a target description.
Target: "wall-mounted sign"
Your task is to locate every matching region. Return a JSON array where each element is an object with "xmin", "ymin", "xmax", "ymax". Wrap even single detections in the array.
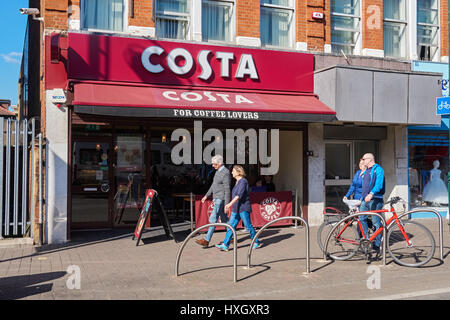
[
  {"xmin": 436, "ymin": 96, "xmax": 450, "ymax": 115},
  {"xmin": 68, "ymin": 33, "xmax": 314, "ymax": 93},
  {"xmin": 312, "ymin": 12, "xmax": 324, "ymax": 19},
  {"xmin": 141, "ymin": 46, "xmax": 258, "ymax": 81},
  {"xmin": 50, "ymin": 88, "xmax": 66, "ymax": 103},
  {"xmin": 172, "ymin": 108, "xmax": 259, "ymax": 120}
]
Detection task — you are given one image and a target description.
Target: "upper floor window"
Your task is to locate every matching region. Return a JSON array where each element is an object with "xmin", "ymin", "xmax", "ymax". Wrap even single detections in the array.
[
  {"xmin": 383, "ymin": 0, "xmax": 407, "ymax": 58},
  {"xmin": 202, "ymin": 0, "xmax": 234, "ymax": 42},
  {"xmin": 260, "ymin": 0, "xmax": 294, "ymax": 48},
  {"xmin": 81, "ymin": 0, "xmax": 125, "ymax": 32},
  {"xmin": 417, "ymin": 0, "xmax": 439, "ymax": 61},
  {"xmin": 155, "ymin": 0, "xmax": 190, "ymax": 39},
  {"xmin": 331, "ymin": 0, "xmax": 361, "ymax": 55}
]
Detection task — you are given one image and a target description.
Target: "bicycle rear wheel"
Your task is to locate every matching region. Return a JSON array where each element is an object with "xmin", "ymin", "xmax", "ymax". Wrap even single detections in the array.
[
  {"xmin": 320, "ymin": 221, "xmax": 360, "ymax": 260},
  {"xmin": 387, "ymin": 220, "xmax": 435, "ymax": 267}
]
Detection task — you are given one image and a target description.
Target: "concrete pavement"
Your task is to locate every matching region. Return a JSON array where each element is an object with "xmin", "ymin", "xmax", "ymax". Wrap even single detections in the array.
[{"xmin": 0, "ymin": 218, "xmax": 450, "ymax": 301}]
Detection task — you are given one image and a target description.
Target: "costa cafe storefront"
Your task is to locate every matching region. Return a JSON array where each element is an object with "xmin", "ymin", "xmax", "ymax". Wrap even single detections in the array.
[{"xmin": 45, "ymin": 32, "xmax": 337, "ymax": 242}]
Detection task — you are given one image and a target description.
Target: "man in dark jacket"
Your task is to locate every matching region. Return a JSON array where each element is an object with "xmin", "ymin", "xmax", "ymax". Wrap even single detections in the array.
[{"xmin": 195, "ymin": 155, "xmax": 231, "ymax": 248}]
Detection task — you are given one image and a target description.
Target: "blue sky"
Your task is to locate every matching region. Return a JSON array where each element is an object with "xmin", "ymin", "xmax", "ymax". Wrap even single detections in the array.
[{"xmin": 0, "ymin": 1, "xmax": 30, "ymax": 106}]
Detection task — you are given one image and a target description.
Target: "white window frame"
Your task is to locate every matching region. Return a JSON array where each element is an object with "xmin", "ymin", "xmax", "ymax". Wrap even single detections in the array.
[
  {"xmin": 416, "ymin": 0, "xmax": 440, "ymax": 61},
  {"xmin": 80, "ymin": 0, "xmax": 128, "ymax": 34},
  {"xmin": 201, "ymin": 0, "xmax": 235, "ymax": 44},
  {"xmin": 154, "ymin": 0, "xmax": 192, "ymax": 40},
  {"xmin": 383, "ymin": 0, "xmax": 409, "ymax": 59},
  {"xmin": 330, "ymin": 1, "xmax": 362, "ymax": 55},
  {"xmin": 260, "ymin": 0, "xmax": 295, "ymax": 49}
]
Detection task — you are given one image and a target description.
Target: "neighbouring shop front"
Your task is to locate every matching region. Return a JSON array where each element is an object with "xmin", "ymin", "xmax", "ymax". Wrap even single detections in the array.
[
  {"xmin": 408, "ymin": 61, "xmax": 449, "ymax": 219},
  {"xmin": 44, "ymin": 32, "xmax": 337, "ymax": 242},
  {"xmin": 313, "ymin": 65, "xmax": 442, "ymax": 224}
]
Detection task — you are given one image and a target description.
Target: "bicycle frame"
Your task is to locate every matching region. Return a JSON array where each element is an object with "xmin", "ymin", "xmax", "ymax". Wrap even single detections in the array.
[{"xmin": 335, "ymin": 207, "xmax": 412, "ymax": 246}]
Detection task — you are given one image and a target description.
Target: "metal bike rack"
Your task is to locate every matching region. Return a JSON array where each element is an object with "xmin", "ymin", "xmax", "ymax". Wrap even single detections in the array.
[
  {"xmin": 323, "ymin": 212, "xmax": 387, "ymax": 265},
  {"xmin": 175, "ymin": 223, "xmax": 238, "ymax": 283},
  {"xmin": 394, "ymin": 208, "xmax": 444, "ymax": 261},
  {"xmin": 189, "ymin": 192, "xmax": 194, "ymax": 232},
  {"xmin": 247, "ymin": 216, "xmax": 310, "ymax": 274}
]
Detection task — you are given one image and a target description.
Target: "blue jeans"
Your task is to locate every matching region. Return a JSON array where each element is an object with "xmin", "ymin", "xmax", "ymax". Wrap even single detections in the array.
[
  {"xmin": 222, "ymin": 211, "xmax": 260, "ymax": 247},
  {"xmin": 359, "ymin": 198, "xmax": 384, "ymax": 248},
  {"xmin": 204, "ymin": 199, "xmax": 228, "ymax": 242}
]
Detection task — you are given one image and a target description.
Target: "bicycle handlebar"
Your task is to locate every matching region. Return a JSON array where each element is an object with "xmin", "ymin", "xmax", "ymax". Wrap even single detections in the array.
[
  {"xmin": 385, "ymin": 196, "xmax": 406, "ymax": 206},
  {"xmin": 342, "ymin": 197, "xmax": 405, "ymax": 211}
]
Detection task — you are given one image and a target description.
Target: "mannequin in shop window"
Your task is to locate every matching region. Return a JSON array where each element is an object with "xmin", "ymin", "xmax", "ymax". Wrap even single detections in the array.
[{"xmin": 422, "ymin": 159, "xmax": 448, "ymax": 206}]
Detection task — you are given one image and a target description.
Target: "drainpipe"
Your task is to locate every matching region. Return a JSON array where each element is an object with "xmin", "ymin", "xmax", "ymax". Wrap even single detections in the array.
[{"xmin": 38, "ymin": 133, "xmax": 43, "ymax": 245}]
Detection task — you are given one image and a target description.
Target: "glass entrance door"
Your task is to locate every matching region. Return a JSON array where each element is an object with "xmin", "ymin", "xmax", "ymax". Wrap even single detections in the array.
[
  {"xmin": 325, "ymin": 140, "xmax": 379, "ymax": 212},
  {"xmin": 113, "ymin": 134, "xmax": 147, "ymax": 226},
  {"xmin": 71, "ymin": 139, "xmax": 112, "ymax": 228}
]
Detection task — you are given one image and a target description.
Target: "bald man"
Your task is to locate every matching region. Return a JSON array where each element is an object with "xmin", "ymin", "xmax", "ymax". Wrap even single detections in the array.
[{"xmin": 359, "ymin": 153, "xmax": 385, "ymax": 254}]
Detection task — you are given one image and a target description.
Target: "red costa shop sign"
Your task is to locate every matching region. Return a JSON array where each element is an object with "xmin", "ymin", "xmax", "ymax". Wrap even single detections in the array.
[
  {"xmin": 68, "ymin": 33, "xmax": 314, "ymax": 93},
  {"xmin": 194, "ymin": 191, "xmax": 293, "ymax": 231}
]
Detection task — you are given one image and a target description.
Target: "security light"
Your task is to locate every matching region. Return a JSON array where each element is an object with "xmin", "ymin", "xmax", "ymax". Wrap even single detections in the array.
[
  {"xmin": 19, "ymin": 8, "xmax": 40, "ymax": 15},
  {"xmin": 19, "ymin": 8, "xmax": 43, "ymax": 21}
]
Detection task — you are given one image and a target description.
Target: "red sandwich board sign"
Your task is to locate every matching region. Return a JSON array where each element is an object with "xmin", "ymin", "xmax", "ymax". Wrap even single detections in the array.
[{"xmin": 133, "ymin": 189, "xmax": 177, "ymax": 246}]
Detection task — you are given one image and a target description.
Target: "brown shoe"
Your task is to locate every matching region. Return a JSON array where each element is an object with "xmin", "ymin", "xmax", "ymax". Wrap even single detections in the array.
[{"xmin": 195, "ymin": 238, "xmax": 209, "ymax": 248}]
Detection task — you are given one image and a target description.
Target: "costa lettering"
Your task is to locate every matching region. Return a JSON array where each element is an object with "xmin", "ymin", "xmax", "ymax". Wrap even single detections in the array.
[
  {"xmin": 162, "ymin": 90, "xmax": 254, "ymax": 104},
  {"xmin": 141, "ymin": 46, "xmax": 259, "ymax": 81}
]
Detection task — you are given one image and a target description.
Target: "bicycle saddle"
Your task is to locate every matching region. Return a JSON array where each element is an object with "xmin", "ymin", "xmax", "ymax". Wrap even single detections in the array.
[{"xmin": 343, "ymin": 199, "xmax": 361, "ymax": 211}]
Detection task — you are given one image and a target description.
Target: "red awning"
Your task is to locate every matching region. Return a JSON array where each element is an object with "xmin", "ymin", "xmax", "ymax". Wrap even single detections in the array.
[{"xmin": 71, "ymin": 82, "xmax": 336, "ymax": 122}]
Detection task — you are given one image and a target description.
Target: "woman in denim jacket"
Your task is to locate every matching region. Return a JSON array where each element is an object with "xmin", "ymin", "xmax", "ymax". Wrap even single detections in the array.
[{"xmin": 344, "ymin": 159, "xmax": 367, "ymax": 201}]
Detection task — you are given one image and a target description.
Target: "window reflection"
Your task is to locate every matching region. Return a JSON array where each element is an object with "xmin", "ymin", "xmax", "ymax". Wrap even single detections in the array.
[{"xmin": 409, "ymin": 131, "xmax": 449, "ymax": 208}]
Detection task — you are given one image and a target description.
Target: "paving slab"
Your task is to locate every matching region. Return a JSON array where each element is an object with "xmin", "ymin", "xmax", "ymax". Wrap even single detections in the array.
[{"xmin": 0, "ymin": 219, "xmax": 449, "ymax": 301}]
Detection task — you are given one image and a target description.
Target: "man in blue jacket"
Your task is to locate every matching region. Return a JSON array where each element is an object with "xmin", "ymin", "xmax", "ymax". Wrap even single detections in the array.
[{"xmin": 359, "ymin": 153, "xmax": 385, "ymax": 253}]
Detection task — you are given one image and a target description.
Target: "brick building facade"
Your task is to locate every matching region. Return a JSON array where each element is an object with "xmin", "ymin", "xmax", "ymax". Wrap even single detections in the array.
[{"xmin": 19, "ymin": 0, "xmax": 446, "ymax": 243}]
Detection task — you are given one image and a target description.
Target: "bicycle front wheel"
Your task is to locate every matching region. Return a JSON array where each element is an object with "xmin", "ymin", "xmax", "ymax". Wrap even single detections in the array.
[
  {"xmin": 317, "ymin": 218, "xmax": 341, "ymax": 252},
  {"xmin": 321, "ymin": 221, "xmax": 360, "ymax": 261},
  {"xmin": 387, "ymin": 221, "xmax": 435, "ymax": 267}
]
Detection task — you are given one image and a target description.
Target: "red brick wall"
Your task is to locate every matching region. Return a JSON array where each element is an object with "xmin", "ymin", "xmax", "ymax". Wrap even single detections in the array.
[
  {"xmin": 296, "ymin": 1, "xmax": 307, "ymax": 44},
  {"xmin": 362, "ymin": 0, "xmax": 383, "ymax": 51},
  {"xmin": 44, "ymin": 0, "xmax": 68, "ymax": 30},
  {"xmin": 441, "ymin": 0, "xmax": 448, "ymax": 57},
  {"xmin": 129, "ymin": 0, "xmax": 154, "ymax": 27},
  {"xmin": 236, "ymin": 0, "xmax": 259, "ymax": 39},
  {"xmin": 305, "ymin": 0, "xmax": 329, "ymax": 52}
]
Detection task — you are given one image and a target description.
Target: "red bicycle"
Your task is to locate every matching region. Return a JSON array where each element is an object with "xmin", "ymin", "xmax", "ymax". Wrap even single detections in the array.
[{"xmin": 318, "ymin": 197, "xmax": 435, "ymax": 267}]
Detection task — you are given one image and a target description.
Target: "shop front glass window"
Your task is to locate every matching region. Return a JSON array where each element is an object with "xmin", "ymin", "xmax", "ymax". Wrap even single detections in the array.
[{"xmin": 408, "ymin": 130, "xmax": 449, "ymax": 208}]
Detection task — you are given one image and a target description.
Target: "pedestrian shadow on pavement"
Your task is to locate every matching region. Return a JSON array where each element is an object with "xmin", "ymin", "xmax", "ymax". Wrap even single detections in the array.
[
  {"xmin": 0, "ymin": 271, "xmax": 67, "ymax": 300},
  {"xmin": 2, "ymin": 223, "xmax": 194, "ymax": 264}
]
